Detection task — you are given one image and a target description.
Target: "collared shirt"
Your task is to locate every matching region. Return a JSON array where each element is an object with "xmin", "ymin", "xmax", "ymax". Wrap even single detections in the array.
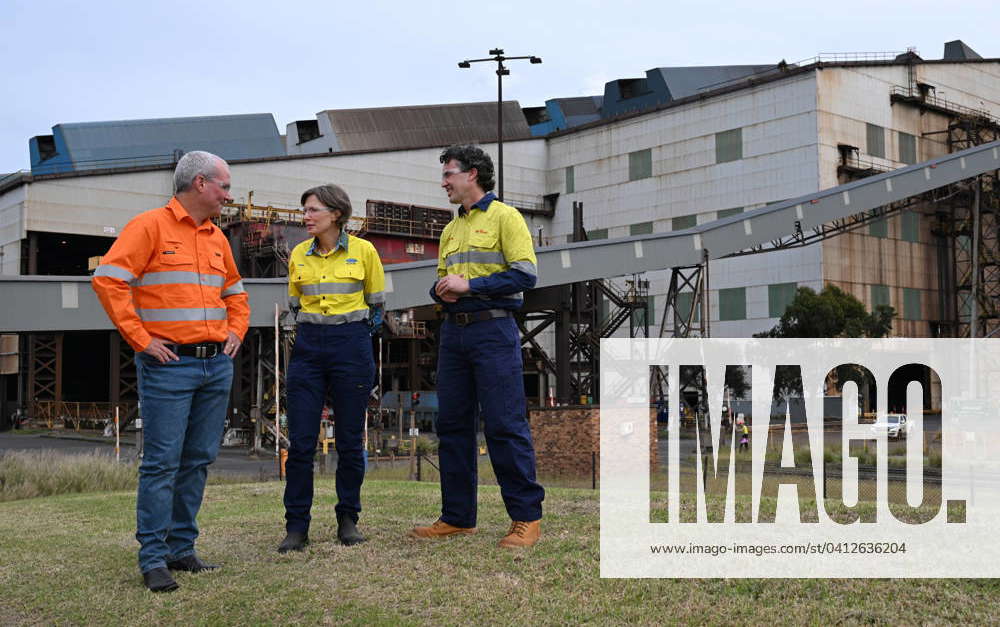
[
  {"xmin": 92, "ymin": 197, "xmax": 250, "ymax": 351},
  {"xmin": 306, "ymin": 229, "xmax": 350, "ymax": 256},
  {"xmin": 288, "ymin": 232, "xmax": 385, "ymax": 325},
  {"xmin": 432, "ymin": 192, "xmax": 538, "ymax": 313}
]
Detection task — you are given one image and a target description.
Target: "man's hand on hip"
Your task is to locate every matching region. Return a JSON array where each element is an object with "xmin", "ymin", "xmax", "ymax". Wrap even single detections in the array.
[
  {"xmin": 142, "ymin": 337, "xmax": 179, "ymax": 363},
  {"xmin": 223, "ymin": 331, "xmax": 242, "ymax": 358}
]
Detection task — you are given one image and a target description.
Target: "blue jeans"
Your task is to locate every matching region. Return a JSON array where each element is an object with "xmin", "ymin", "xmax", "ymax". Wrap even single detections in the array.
[
  {"xmin": 284, "ymin": 322, "xmax": 374, "ymax": 533},
  {"xmin": 436, "ymin": 316, "xmax": 544, "ymax": 527},
  {"xmin": 135, "ymin": 352, "xmax": 232, "ymax": 573}
]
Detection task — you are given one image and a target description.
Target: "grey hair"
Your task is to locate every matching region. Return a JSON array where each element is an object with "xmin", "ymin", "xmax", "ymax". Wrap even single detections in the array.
[{"xmin": 173, "ymin": 151, "xmax": 225, "ymax": 193}]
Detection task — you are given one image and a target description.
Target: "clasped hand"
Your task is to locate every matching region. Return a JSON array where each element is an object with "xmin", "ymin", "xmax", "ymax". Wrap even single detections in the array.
[{"xmin": 435, "ymin": 274, "xmax": 470, "ymax": 303}]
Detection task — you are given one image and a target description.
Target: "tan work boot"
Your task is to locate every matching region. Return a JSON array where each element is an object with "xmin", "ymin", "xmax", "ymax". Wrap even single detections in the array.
[
  {"xmin": 408, "ymin": 519, "xmax": 477, "ymax": 539},
  {"xmin": 498, "ymin": 520, "xmax": 541, "ymax": 548}
]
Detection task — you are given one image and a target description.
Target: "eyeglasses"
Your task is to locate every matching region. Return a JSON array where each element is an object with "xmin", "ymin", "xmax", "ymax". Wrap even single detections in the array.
[
  {"xmin": 301, "ymin": 206, "xmax": 331, "ymax": 215},
  {"xmin": 441, "ymin": 169, "xmax": 466, "ymax": 180},
  {"xmin": 203, "ymin": 176, "xmax": 231, "ymax": 192}
]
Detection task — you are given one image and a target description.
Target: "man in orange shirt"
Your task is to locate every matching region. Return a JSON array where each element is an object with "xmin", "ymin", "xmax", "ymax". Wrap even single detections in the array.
[{"xmin": 92, "ymin": 150, "xmax": 249, "ymax": 592}]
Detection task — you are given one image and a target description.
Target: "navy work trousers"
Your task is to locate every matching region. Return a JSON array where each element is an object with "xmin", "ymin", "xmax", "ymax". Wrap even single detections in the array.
[
  {"xmin": 284, "ymin": 321, "xmax": 374, "ymax": 533},
  {"xmin": 436, "ymin": 315, "xmax": 544, "ymax": 527}
]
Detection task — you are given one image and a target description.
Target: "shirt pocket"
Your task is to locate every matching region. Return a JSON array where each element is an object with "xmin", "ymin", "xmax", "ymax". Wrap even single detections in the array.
[
  {"xmin": 333, "ymin": 263, "xmax": 365, "ymax": 282},
  {"xmin": 291, "ymin": 265, "xmax": 317, "ymax": 296},
  {"xmin": 468, "ymin": 230, "xmax": 498, "ymax": 250},
  {"xmin": 157, "ymin": 251, "xmax": 196, "ymax": 269},
  {"xmin": 207, "ymin": 250, "xmax": 227, "ymax": 274}
]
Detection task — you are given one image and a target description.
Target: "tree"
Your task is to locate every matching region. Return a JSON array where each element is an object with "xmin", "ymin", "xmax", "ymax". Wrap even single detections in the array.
[
  {"xmin": 754, "ymin": 285, "xmax": 896, "ymax": 401},
  {"xmin": 755, "ymin": 285, "xmax": 894, "ymax": 339}
]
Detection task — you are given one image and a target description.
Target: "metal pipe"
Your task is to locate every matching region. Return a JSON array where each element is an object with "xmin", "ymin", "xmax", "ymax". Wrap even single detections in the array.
[
  {"xmin": 497, "ymin": 61, "xmax": 504, "ymax": 200},
  {"xmin": 971, "ymin": 181, "xmax": 981, "ymax": 338}
]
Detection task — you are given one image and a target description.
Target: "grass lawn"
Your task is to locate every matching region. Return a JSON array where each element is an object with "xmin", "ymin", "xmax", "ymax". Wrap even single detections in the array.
[{"xmin": 1, "ymin": 478, "xmax": 998, "ymax": 625}]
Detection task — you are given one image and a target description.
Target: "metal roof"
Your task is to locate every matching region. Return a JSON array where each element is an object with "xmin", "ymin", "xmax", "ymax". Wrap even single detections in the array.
[
  {"xmin": 32, "ymin": 114, "xmax": 285, "ymax": 174},
  {"xmin": 320, "ymin": 101, "xmax": 532, "ymax": 152},
  {"xmin": 652, "ymin": 65, "xmax": 777, "ymax": 99}
]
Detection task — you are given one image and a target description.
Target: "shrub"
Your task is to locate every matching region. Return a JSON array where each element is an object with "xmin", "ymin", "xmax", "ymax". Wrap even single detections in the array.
[{"xmin": 0, "ymin": 451, "xmax": 137, "ymax": 502}]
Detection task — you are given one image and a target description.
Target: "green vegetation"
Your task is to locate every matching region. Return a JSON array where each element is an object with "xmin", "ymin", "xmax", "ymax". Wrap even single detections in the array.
[
  {"xmin": 0, "ymin": 451, "xmax": 248, "ymax": 503},
  {"xmin": 1, "ymin": 455, "xmax": 996, "ymax": 624},
  {"xmin": 0, "ymin": 450, "xmax": 138, "ymax": 502}
]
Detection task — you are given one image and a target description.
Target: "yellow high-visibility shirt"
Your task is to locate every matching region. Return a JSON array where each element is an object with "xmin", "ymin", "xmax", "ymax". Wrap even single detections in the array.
[
  {"xmin": 288, "ymin": 232, "xmax": 385, "ymax": 325},
  {"xmin": 436, "ymin": 194, "xmax": 537, "ymax": 311}
]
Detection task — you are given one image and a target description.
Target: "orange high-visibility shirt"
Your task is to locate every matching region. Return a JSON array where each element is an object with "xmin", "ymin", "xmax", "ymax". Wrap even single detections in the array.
[{"xmin": 91, "ymin": 197, "xmax": 250, "ymax": 351}]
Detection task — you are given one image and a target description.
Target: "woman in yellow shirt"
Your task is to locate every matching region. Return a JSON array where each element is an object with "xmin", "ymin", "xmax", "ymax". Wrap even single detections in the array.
[{"xmin": 277, "ymin": 184, "xmax": 385, "ymax": 552}]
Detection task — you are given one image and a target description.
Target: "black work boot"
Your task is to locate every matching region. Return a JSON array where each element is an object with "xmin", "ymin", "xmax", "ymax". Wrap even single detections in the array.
[
  {"xmin": 337, "ymin": 512, "xmax": 366, "ymax": 546},
  {"xmin": 277, "ymin": 531, "xmax": 309, "ymax": 553},
  {"xmin": 142, "ymin": 567, "xmax": 179, "ymax": 592}
]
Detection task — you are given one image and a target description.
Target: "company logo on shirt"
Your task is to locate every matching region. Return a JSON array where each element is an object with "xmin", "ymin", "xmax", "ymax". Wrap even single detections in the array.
[
  {"xmin": 346, "ymin": 258, "xmax": 359, "ymax": 264},
  {"xmin": 475, "ymin": 229, "xmax": 489, "ymax": 234}
]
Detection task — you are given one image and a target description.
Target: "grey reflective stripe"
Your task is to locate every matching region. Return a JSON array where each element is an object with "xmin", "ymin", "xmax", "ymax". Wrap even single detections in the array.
[
  {"xmin": 444, "ymin": 250, "xmax": 506, "ymax": 267},
  {"xmin": 508, "ymin": 261, "xmax": 537, "ymax": 277},
  {"xmin": 299, "ymin": 282, "xmax": 363, "ymax": 296},
  {"xmin": 365, "ymin": 291, "xmax": 385, "ymax": 304},
  {"xmin": 221, "ymin": 280, "xmax": 245, "ymax": 297},
  {"xmin": 135, "ymin": 307, "xmax": 228, "ymax": 322},
  {"xmin": 134, "ymin": 271, "xmax": 225, "ymax": 288},
  {"xmin": 288, "ymin": 296, "xmax": 301, "ymax": 309},
  {"xmin": 94, "ymin": 264, "xmax": 135, "ymax": 282},
  {"xmin": 295, "ymin": 309, "xmax": 369, "ymax": 325}
]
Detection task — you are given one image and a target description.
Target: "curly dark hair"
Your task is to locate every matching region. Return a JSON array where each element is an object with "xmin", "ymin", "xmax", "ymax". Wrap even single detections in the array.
[{"xmin": 439, "ymin": 144, "xmax": 495, "ymax": 192}]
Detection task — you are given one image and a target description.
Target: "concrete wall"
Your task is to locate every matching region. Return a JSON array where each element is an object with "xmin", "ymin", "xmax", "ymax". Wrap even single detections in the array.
[
  {"xmin": 6, "ymin": 138, "xmax": 550, "ymax": 245},
  {"xmin": 545, "ymin": 73, "xmax": 822, "ymax": 338},
  {"xmin": 814, "ymin": 63, "xmax": 1000, "ymax": 337},
  {"xmin": 0, "ymin": 184, "xmax": 26, "ymax": 275}
]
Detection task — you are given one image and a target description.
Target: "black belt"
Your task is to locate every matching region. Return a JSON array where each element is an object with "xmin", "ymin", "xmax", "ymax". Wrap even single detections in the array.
[
  {"xmin": 166, "ymin": 342, "xmax": 224, "ymax": 358},
  {"xmin": 446, "ymin": 309, "xmax": 513, "ymax": 326}
]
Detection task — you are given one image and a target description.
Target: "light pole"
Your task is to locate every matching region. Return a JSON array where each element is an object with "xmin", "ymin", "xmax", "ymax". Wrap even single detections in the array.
[{"xmin": 458, "ymin": 48, "xmax": 541, "ymax": 200}]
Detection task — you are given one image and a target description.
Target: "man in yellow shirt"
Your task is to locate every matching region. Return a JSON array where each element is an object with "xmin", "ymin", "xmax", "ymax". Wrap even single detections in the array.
[{"xmin": 410, "ymin": 145, "xmax": 544, "ymax": 548}]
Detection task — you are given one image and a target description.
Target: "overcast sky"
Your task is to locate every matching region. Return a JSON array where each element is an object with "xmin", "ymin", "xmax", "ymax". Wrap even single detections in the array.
[{"xmin": 1, "ymin": 0, "xmax": 996, "ymax": 173}]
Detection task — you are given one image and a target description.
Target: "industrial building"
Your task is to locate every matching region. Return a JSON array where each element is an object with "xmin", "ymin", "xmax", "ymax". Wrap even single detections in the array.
[{"xmin": 1, "ymin": 39, "xmax": 998, "ymax": 435}]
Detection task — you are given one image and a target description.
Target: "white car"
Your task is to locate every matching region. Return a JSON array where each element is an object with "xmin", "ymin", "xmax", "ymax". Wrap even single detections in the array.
[{"xmin": 870, "ymin": 413, "xmax": 908, "ymax": 439}]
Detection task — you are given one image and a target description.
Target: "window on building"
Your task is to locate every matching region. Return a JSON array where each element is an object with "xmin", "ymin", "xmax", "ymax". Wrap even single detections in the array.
[
  {"xmin": 630, "ymin": 221, "xmax": 653, "ymax": 236},
  {"xmin": 543, "ymin": 193, "xmax": 559, "ymax": 215},
  {"xmin": 768, "ymin": 282, "xmax": 798, "ymax": 318},
  {"xmin": 295, "ymin": 120, "xmax": 322, "ymax": 144},
  {"xmin": 36, "ymin": 135, "xmax": 58, "ymax": 161},
  {"xmin": 718, "ymin": 207, "xmax": 743, "ymax": 219},
  {"xmin": 587, "ymin": 228, "xmax": 608, "ymax": 241},
  {"xmin": 628, "ymin": 149, "xmax": 652, "ymax": 181},
  {"xmin": 869, "ymin": 216, "xmax": 888, "ymax": 238},
  {"xmin": 672, "ymin": 214, "xmax": 697, "ymax": 231},
  {"xmin": 866, "ymin": 123, "xmax": 885, "ymax": 159},
  {"xmin": 675, "ymin": 291, "xmax": 701, "ymax": 323},
  {"xmin": 903, "ymin": 288, "xmax": 921, "ymax": 320},
  {"xmin": 901, "ymin": 211, "xmax": 920, "ymax": 243},
  {"xmin": 899, "ymin": 131, "xmax": 917, "ymax": 165},
  {"xmin": 599, "ymin": 294, "xmax": 610, "ymax": 323},
  {"xmin": 871, "ymin": 284, "xmax": 890, "ymax": 310},
  {"xmin": 715, "ymin": 128, "xmax": 743, "ymax": 163},
  {"xmin": 719, "ymin": 287, "xmax": 746, "ymax": 321},
  {"xmin": 566, "ymin": 165, "xmax": 575, "ymax": 194}
]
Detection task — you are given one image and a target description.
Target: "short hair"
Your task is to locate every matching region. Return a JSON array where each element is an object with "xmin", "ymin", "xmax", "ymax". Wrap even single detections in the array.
[
  {"xmin": 174, "ymin": 151, "xmax": 224, "ymax": 193},
  {"xmin": 439, "ymin": 144, "xmax": 495, "ymax": 192},
  {"xmin": 300, "ymin": 184, "xmax": 352, "ymax": 227}
]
